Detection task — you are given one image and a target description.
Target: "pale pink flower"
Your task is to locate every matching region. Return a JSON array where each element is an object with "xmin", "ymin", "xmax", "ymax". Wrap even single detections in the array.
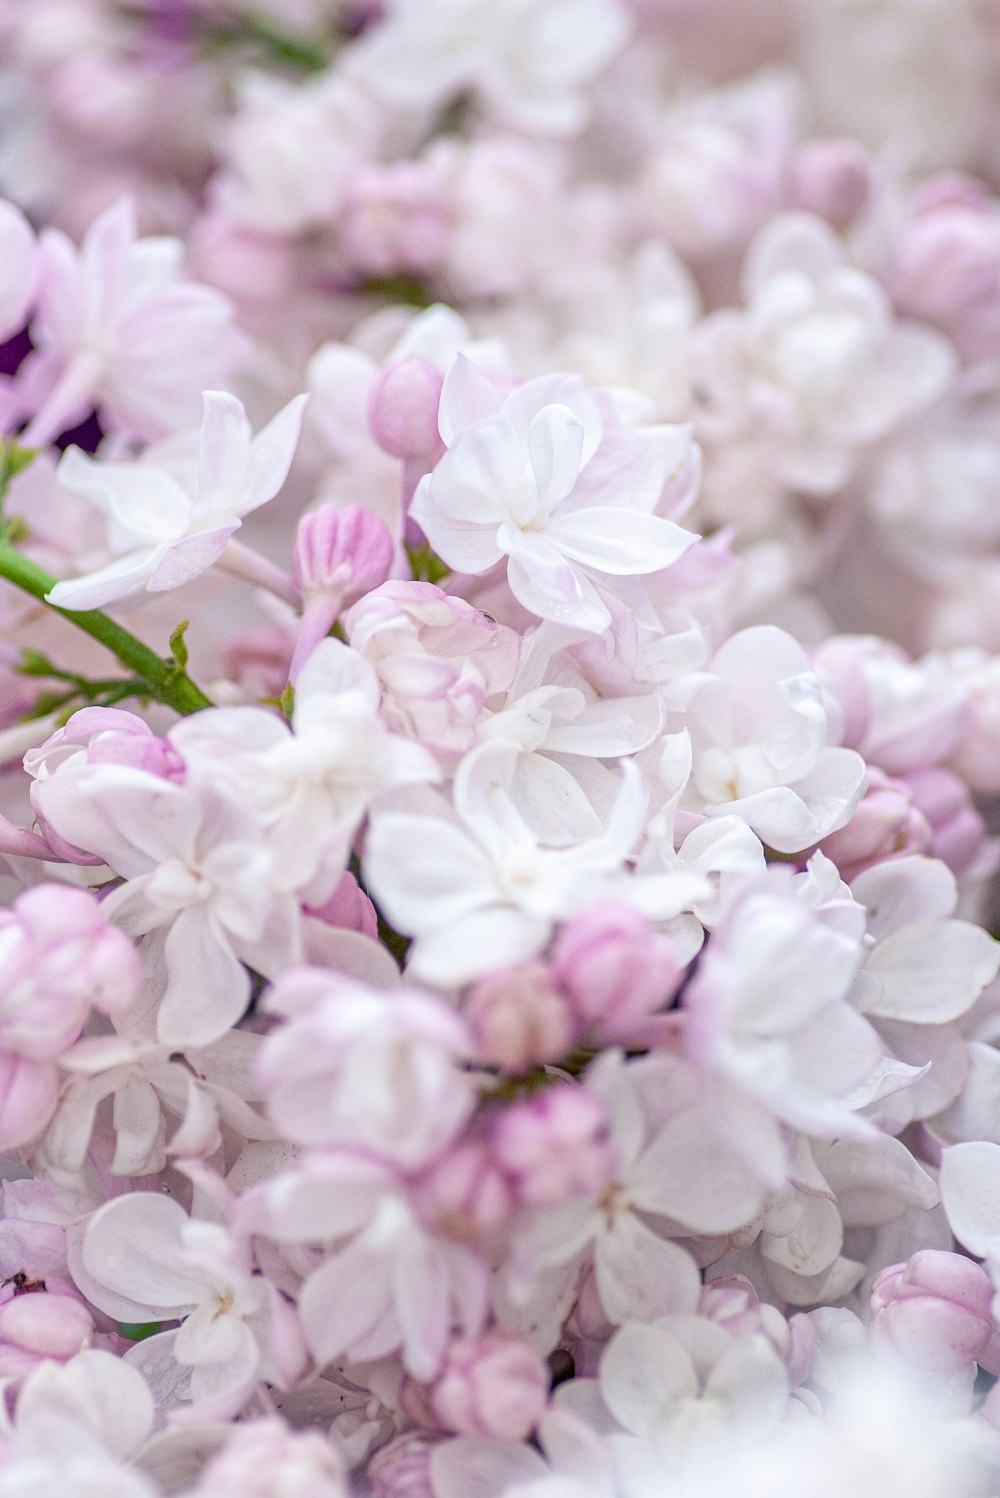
[
  {"xmin": 350, "ymin": 0, "xmax": 630, "ymax": 135},
  {"xmin": 237, "ymin": 1151, "xmax": 489, "ymax": 1379},
  {"xmin": 819, "ymin": 767, "xmax": 932, "ymax": 883},
  {"xmin": 410, "ymin": 361, "xmax": 698, "ymax": 634},
  {"xmin": 170, "ymin": 637, "xmax": 439, "ymax": 898},
  {"xmin": 46, "ymin": 390, "xmax": 308, "ymax": 611},
  {"xmin": 551, "ymin": 903, "xmax": 682, "ymax": 1044},
  {"xmin": 290, "ymin": 503, "xmax": 394, "ymax": 680},
  {"xmin": 187, "ymin": 1420, "xmax": 347, "ymax": 1498},
  {"xmin": 72, "ymin": 1194, "xmax": 306, "ymax": 1420},
  {"xmin": 364, "ymin": 740, "xmax": 707, "ymax": 986},
  {"xmin": 31, "ymin": 766, "xmax": 301, "ymax": 1048},
  {"xmin": 258, "ymin": 970, "xmax": 476, "ymax": 1168},
  {"xmin": 26, "ymin": 197, "xmax": 243, "ymax": 445},
  {"xmin": 693, "ymin": 212, "xmax": 956, "ymax": 498},
  {"xmin": 677, "ymin": 625, "xmax": 867, "ymax": 852}
]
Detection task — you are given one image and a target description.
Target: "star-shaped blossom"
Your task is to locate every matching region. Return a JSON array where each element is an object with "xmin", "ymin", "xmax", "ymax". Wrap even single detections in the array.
[
  {"xmin": 46, "ymin": 390, "xmax": 307, "ymax": 612},
  {"xmin": 410, "ymin": 360, "xmax": 699, "ymax": 634}
]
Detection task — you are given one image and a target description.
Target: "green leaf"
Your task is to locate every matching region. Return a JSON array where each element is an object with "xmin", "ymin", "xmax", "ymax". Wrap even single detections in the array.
[
  {"xmin": 0, "ymin": 441, "xmax": 38, "ymax": 508},
  {"xmin": 118, "ymin": 1321, "xmax": 163, "ymax": 1342},
  {"xmin": 279, "ymin": 680, "xmax": 295, "ymax": 722}
]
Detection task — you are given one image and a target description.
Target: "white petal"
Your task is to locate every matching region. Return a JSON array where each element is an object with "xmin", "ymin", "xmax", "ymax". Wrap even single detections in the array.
[
  {"xmin": 594, "ymin": 1213, "xmax": 701, "ymax": 1324},
  {"xmin": 545, "ymin": 507, "xmax": 695, "ymax": 575},
  {"xmin": 855, "ymin": 920, "xmax": 1000, "ymax": 1023},
  {"xmin": 76, "ymin": 1193, "xmax": 203, "ymax": 1322},
  {"xmin": 940, "ymin": 1142, "xmax": 1000, "ymax": 1255},
  {"xmin": 599, "ymin": 1323, "xmax": 698, "ymax": 1441}
]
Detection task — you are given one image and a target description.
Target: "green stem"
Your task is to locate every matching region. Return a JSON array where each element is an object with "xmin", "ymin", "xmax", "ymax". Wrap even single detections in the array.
[{"xmin": 0, "ymin": 546, "xmax": 213, "ymax": 717}]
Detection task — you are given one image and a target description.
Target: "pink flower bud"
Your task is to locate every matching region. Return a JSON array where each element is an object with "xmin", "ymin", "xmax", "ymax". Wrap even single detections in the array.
[
  {"xmin": 369, "ymin": 1433, "xmax": 436, "ymax": 1498},
  {"xmin": 819, "ymin": 767, "xmax": 932, "ymax": 882},
  {"xmin": 339, "ymin": 161, "xmax": 450, "ymax": 279},
  {"xmin": 790, "ymin": 139, "xmax": 873, "ymax": 229},
  {"xmin": 551, "ymin": 904, "xmax": 682, "ymax": 1041},
  {"xmin": 418, "ymin": 1330, "xmax": 548, "ymax": 1440},
  {"xmin": 367, "ymin": 357, "xmax": 445, "ymax": 462},
  {"xmin": 903, "ymin": 766, "xmax": 989, "ymax": 877},
  {"xmin": 0, "ymin": 885, "xmax": 138, "ymax": 1059},
  {"xmin": 0, "ymin": 1053, "xmax": 58, "ymax": 1151},
  {"xmin": 305, "ymin": 870, "xmax": 378, "ymax": 939},
  {"xmin": 412, "ymin": 1138, "xmax": 514, "ymax": 1254},
  {"xmin": 293, "ymin": 503, "xmax": 394, "ymax": 605},
  {"xmin": 291, "ymin": 505, "xmax": 395, "ymax": 681},
  {"xmin": 189, "ymin": 214, "xmax": 296, "ymax": 308},
  {"xmin": 895, "ymin": 206, "xmax": 1000, "ymax": 319},
  {"xmin": 490, "ymin": 1087, "xmax": 616, "ymax": 1208},
  {"xmin": 465, "ymin": 962, "xmax": 576, "ymax": 1073},
  {"xmin": 0, "ymin": 1281, "xmax": 93, "ymax": 1382},
  {"xmin": 191, "ymin": 1419, "xmax": 347, "ymax": 1498},
  {"xmin": 25, "ymin": 706, "xmax": 181, "ymax": 781},
  {"xmin": 869, "ymin": 1250, "xmax": 1000, "ymax": 1377}
]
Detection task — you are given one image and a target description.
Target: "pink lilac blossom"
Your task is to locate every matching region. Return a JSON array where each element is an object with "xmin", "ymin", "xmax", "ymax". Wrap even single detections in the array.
[{"xmin": 2, "ymin": 4, "xmax": 1000, "ymax": 1496}]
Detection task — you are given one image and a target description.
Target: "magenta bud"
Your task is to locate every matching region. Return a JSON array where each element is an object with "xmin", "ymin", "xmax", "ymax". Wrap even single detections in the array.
[
  {"xmin": 551, "ymin": 904, "xmax": 682, "ymax": 1040},
  {"xmin": 367, "ymin": 356, "xmax": 445, "ymax": 462},
  {"xmin": 790, "ymin": 139, "xmax": 873, "ymax": 229},
  {"xmin": 465, "ymin": 962, "xmax": 575, "ymax": 1073}
]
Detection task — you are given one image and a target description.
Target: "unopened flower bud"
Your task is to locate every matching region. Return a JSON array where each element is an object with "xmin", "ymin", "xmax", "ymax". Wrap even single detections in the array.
[
  {"xmin": 552, "ymin": 904, "xmax": 682, "ymax": 1040},
  {"xmin": 0, "ymin": 1280, "xmax": 93, "ymax": 1382},
  {"xmin": 367, "ymin": 357, "xmax": 445, "ymax": 462},
  {"xmin": 413, "ymin": 1330, "xmax": 548, "ymax": 1440},
  {"xmin": 820, "ymin": 767, "xmax": 931, "ymax": 882},
  {"xmin": 791, "ymin": 139, "xmax": 873, "ymax": 229},
  {"xmin": 465, "ymin": 962, "xmax": 575, "ymax": 1073},
  {"xmin": 0, "ymin": 1052, "xmax": 58, "ymax": 1151},
  {"xmin": 340, "ymin": 162, "xmax": 449, "ymax": 279},
  {"xmin": 412, "ymin": 1137, "xmax": 514, "ymax": 1254},
  {"xmin": 191, "ymin": 1419, "xmax": 347, "ymax": 1498},
  {"xmin": 368, "ymin": 1433, "xmax": 436, "ymax": 1498},
  {"xmin": 0, "ymin": 885, "xmax": 138, "ymax": 1060},
  {"xmin": 291, "ymin": 504, "xmax": 394, "ymax": 680},
  {"xmin": 869, "ymin": 1250, "xmax": 1000, "ymax": 1377},
  {"xmin": 491, "ymin": 1087, "xmax": 616, "ymax": 1208},
  {"xmin": 293, "ymin": 503, "xmax": 394, "ymax": 605},
  {"xmin": 305, "ymin": 870, "xmax": 378, "ymax": 939},
  {"xmin": 904, "ymin": 766, "xmax": 989, "ymax": 877}
]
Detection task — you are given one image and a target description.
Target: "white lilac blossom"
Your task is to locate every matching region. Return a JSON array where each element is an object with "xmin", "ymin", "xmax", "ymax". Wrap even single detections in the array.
[
  {"xmin": 409, "ymin": 360, "xmax": 700, "ymax": 634},
  {"xmin": 2, "ymin": 7, "xmax": 1000, "ymax": 1497},
  {"xmin": 46, "ymin": 390, "xmax": 308, "ymax": 611}
]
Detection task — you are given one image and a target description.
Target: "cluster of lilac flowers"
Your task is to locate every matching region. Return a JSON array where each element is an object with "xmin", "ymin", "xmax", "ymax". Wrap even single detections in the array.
[{"xmin": 4, "ymin": 1, "xmax": 1000, "ymax": 1494}]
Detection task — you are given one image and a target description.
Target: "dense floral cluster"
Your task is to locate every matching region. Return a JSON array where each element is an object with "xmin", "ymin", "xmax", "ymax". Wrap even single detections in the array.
[{"xmin": 3, "ymin": 1, "xmax": 1000, "ymax": 1494}]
